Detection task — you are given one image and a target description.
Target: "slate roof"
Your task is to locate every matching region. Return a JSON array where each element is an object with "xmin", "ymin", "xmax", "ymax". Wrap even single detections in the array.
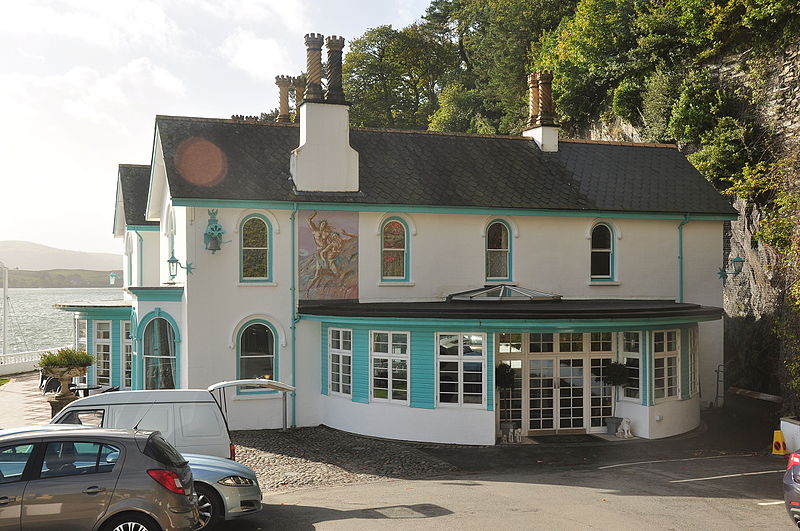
[
  {"xmin": 155, "ymin": 115, "xmax": 736, "ymax": 216},
  {"xmin": 119, "ymin": 164, "xmax": 158, "ymax": 226}
]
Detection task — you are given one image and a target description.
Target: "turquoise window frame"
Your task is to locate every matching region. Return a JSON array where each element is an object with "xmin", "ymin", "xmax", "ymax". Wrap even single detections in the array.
[
  {"xmin": 136, "ymin": 309, "xmax": 181, "ymax": 390},
  {"xmin": 236, "ymin": 319, "xmax": 279, "ymax": 395},
  {"xmin": 590, "ymin": 223, "xmax": 615, "ymax": 281},
  {"xmin": 485, "ymin": 219, "xmax": 512, "ymax": 282},
  {"xmin": 380, "ymin": 216, "xmax": 410, "ymax": 282},
  {"xmin": 239, "ymin": 214, "xmax": 273, "ymax": 283}
]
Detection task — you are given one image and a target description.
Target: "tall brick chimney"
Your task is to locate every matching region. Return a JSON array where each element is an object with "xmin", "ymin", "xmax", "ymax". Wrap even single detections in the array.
[
  {"xmin": 522, "ymin": 70, "xmax": 559, "ymax": 152},
  {"xmin": 303, "ymin": 33, "xmax": 325, "ymax": 102},
  {"xmin": 325, "ymin": 35, "xmax": 346, "ymax": 104},
  {"xmin": 292, "ymin": 75, "xmax": 306, "ymax": 122},
  {"xmin": 275, "ymin": 75, "xmax": 292, "ymax": 123}
]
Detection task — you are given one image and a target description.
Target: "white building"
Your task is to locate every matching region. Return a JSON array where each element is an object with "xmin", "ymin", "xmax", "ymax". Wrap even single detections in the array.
[{"xmin": 57, "ymin": 34, "xmax": 737, "ymax": 445}]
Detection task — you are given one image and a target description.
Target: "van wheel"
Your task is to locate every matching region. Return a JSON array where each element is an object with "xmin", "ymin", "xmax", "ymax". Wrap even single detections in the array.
[
  {"xmin": 102, "ymin": 512, "xmax": 162, "ymax": 531},
  {"xmin": 196, "ymin": 483, "xmax": 224, "ymax": 530}
]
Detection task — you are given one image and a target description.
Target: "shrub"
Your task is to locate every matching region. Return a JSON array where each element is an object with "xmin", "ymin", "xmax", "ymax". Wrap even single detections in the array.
[
  {"xmin": 668, "ymin": 69, "xmax": 726, "ymax": 145},
  {"xmin": 688, "ymin": 116, "xmax": 751, "ymax": 187},
  {"xmin": 612, "ymin": 78, "xmax": 643, "ymax": 124},
  {"xmin": 39, "ymin": 348, "xmax": 94, "ymax": 368},
  {"xmin": 641, "ymin": 68, "xmax": 680, "ymax": 142}
]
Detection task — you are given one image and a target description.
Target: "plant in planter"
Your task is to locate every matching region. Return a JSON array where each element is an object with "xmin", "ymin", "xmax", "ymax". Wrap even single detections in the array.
[
  {"xmin": 38, "ymin": 348, "xmax": 94, "ymax": 416},
  {"xmin": 602, "ymin": 361, "xmax": 630, "ymax": 435},
  {"xmin": 495, "ymin": 362, "xmax": 517, "ymax": 440}
]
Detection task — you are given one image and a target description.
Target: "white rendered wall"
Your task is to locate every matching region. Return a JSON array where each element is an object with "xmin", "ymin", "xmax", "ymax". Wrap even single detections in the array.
[
  {"xmin": 647, "ymin": 395, "xmax": 701, "ymax": 439},
  {"xmin": 614, "ymin": 400, "xmax": 651, "ymax": 439}
]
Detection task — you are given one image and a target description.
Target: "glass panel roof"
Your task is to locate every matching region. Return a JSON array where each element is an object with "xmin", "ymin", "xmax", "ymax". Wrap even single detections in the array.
[{"xmin": 447, "ymin": 284, "xmax": 562, "ymax": 301}]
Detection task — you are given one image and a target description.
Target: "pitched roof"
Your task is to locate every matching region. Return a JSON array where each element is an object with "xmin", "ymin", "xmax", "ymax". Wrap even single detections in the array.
[
  {"xmin": 119, "ymin": 164, "xmax": 158, "ymax": 226},
  {"xmin": 154, "ymin": 115, "xmax": 736, "ymax": 216}
]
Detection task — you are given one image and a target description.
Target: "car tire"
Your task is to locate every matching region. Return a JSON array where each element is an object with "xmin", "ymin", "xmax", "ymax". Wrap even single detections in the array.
[
  {"xmin": 195, "ymin": 483, "xmax": 224, "ymax": 530},
  {"xmin": 101, "ymin": 512, "xmax": 162, "ymax": 531}
]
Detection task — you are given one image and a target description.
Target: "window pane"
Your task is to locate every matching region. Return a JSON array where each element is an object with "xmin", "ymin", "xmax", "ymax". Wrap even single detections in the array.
[
  {"xmin": 530, "ymin": 333, "xmax": 554, "ymax": 353},
  {"xmin": 382, "ymin": 250, "xmax": 405, "ymax": 278},
  {"xmin": 591, "ymin": 251, "xmax": 611, "ymax": 277},
  {"xmin": 591, "ymin": 225, "xmax": 611, "ymax": 249},
  {"xmin": 382, "ymin": 221, "xmax": 405, "ymax": 249},
  {"xmin": 242, "ymin": 324, "xmax": 273, "ymax": 356},
  {"xmin": 463, "ymin": 335, "xmax": 483, "ymax": 356},
  {"xmin": 241, "ymin": 356, "xmax": 273, "ymax": 380},
  {"xmin": 243, "ymin": 218, "xmax": 267, "ymax": 247},
  {"xmin": 0, "ymin": 444, "xmax": 35, "ymax": 484},
  {"xmin": 242, "ymin": 249, "xmax": 268, "ymax": 278},
  {"xmin": 499, "ymin": 333, "xmax": 522, "ymax": 354},
  {"xmin": 487, "ymin": 250, "xmax": 508, "ymax": 278},
  {"xmin": 487, "ymin": 223, "xmax": 508, "ymax": 249},
  {"xmin": 623, "ymin": 332, "xmax": 640, "ymax": 353},
  {"xmin": 391, "ymin": 333, "xmax": 408, "ymax": 354},
  {"xmin": 439, "ymin": 335, "xmax": 459, "ymax": 356},
  {"xmin": 590, "ymin": 332, "xmax": 612, "ymax": 352}
]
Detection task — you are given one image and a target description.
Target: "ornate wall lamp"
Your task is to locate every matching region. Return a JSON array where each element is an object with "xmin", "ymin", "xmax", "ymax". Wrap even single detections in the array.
[
  {"xmin": 167, "ymin": 255, "xmax": 193, "ymax": 280},
  {"xmin": 718, "ymin": 256, "xmax": 745, "ymax": 280},
  {"xmin": 204, "ymin": 209, "xmax": 226, "ymax": 253}
]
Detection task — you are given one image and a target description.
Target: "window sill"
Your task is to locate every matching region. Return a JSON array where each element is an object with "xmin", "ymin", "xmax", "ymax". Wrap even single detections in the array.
[
  {"xmin": 378, "ymin": 281, "xmax": 415, "ymax": 287},
  {"xmin": 588, "ymin": 281, "xmax": 620, "ymax": 286},
  {"xmin": 237, "ymin": 282, "xmax": 277, "ymax": 287}
]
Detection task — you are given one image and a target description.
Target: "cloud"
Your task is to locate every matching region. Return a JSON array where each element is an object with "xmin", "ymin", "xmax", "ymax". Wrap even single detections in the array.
[
  {"xmin": 219, "ymin": 29, "xmax": 294, "ymax": 81},
  {"xmin": 190, "ymin": 0, "xmax": 309, "ymax": 33}
]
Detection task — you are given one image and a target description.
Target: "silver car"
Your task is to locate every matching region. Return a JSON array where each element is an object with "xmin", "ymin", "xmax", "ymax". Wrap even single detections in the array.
[
  {"xmin": 185, "ymin": 453, "xmax": 262, "ymax": 530},
  {"xmin": 0, "ymin": 425, "xmax": 199, "ymax": 530}
]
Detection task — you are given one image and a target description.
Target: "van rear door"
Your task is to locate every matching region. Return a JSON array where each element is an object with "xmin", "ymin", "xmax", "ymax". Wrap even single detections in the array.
[{"xmin": 175, "ymin": 403, "xmax": 229, "ymax": 458}]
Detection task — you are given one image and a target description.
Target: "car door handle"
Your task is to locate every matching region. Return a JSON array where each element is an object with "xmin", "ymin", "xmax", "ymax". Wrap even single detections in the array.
[
  {"xmin": 83, "ymin": 486, "xmax": 106, "ymax": 495},
  {"xmin": 0, "ymin": 496, "xmax": 15, "ymax": 505}
]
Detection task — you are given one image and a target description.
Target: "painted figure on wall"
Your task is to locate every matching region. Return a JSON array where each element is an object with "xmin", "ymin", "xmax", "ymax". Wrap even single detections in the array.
[{"xmin": 298, "ymin": 210, "xmax": 358, "ymax": 299}]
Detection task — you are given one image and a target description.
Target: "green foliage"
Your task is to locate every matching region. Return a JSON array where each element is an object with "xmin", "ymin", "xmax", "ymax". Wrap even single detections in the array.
[
  {"xmin": 668, "ymin": 70, "xmax": 728, "ymax": 145},
  {"xmin": 602, "ymin": 361, "xmax": 630, "ymax": 386},
  {"xmin": 612, "ymin": 78, "xmax": 643, "ymax": 123},
  {"xmin": 495, "ymin": 362, "xmax": 516, "ymax": 389},
  {"xmin": 39, "ymin": 348, "xmax": 94, "ymax": 368},
  {"xmin": 0, "ymin": 378, "xmax": 9, "ymax": 387},
  {"xmin": 640, "ymin": 68, "xmax": 680, "ymax": 142},
  {"xmin": 687, "ymin": 116, "xmax": 751, "ymax": 186},
  {"xmin": 429, "ymin": 82, "xmax": 487, "ymax": 132}
]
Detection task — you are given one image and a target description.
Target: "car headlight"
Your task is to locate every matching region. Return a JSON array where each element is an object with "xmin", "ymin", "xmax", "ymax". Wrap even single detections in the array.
[{"xmin": 218, "ymin": 475, "xmax": 255, "ymax": 486}]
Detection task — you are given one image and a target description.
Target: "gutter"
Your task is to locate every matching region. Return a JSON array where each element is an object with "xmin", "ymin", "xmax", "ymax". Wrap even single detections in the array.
[
  {"xmin": 290, "ymin": 203, "xmax": 299, "ymax": 428},
  {"xmin": 677, "ymin": 214, "xmax": 690, "ymax": 303}
]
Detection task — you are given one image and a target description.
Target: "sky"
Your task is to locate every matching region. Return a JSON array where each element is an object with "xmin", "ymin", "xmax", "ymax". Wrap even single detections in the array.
[{"xmin": 0, "ymin": 0, "xmax": 432, "ymax": 255}]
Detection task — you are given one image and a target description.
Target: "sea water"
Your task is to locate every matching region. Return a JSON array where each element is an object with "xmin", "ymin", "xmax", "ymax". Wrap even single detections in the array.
[{"xmin": 0, "ymin": 288, "xmax": 123, "ymax": 353}]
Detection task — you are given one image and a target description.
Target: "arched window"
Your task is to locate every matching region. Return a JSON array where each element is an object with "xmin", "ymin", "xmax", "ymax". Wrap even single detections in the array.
[
  {"xmin": 237, "ymin": 321, "xmax": 276, "ymax": 394},
  {"xmin": 486, "ymin": 221, "xmax": 510, "ymax": 280},
  {"xmin": 241, "ymin": 215, "xmax": 271, "ymax": 281},
  {"xmin": 142, "ymin": 317, "xmax": 176, "ymax": 390},
  {"xmin": 591, "ymin": 224, "xmax": 613, "ymax": 280},
  {"xmin": 381, "ymin": 218, "xmax": 407, "ymax": 281}
]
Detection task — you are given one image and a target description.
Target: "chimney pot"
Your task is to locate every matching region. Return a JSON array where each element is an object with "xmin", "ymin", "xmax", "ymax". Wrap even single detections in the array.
[
  {"xmin": 275, "ymin": 75, "xmax": 292, "ymax": 123},
  {"xmin": 292, "ymin": 75, "xmax": 306, "ymax": 122},
  {"xmin": 537, "ymin": 70, "xmax": 556, "ymax": 126},
  {"xmin": 325, "ymin": 35, "xmax": 346, "ymax": 104},
  {"xmin": 303, "ymin": 33, "xmax": 325, "ymax": 102},
  {"xmin": 527, "ymin": 73, "xmax": 540, "ymax": 128}
]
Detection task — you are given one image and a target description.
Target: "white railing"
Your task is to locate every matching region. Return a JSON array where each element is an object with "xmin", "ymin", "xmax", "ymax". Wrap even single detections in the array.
[{"xmin": 0, "ymin": 347, "xmax": 69, "ymax": 376}]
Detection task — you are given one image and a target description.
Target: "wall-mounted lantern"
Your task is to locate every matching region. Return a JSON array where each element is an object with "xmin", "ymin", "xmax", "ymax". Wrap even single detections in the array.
[
  {"xmin": 167, "ymin": 254, "xmax": 193, "ymax": 280},
  {"xmin": 718, "ymin": 256, "xmax": 745, "ymax": 280},
  {"xmin": 204, "ymin": 209, "xmax": 225, "ymax": 254}
]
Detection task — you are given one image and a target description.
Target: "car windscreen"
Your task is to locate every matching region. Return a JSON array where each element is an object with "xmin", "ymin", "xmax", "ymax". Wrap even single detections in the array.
[{"xmin": 143, "ymin": 433, "xmax": 188, "ymax": 468}]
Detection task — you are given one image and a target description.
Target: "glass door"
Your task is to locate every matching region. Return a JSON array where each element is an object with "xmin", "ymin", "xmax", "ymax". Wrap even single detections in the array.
[
  {"xmin": 558, "ymin": 358, "xmax": 585, "ymax": 430},
  {"xmin": 498, "ymin": 360, "xmax": 523, "ymax": 430},
  {"xmin": 528, "ymin": 358, "xmax": 555, "ymax": 430}
]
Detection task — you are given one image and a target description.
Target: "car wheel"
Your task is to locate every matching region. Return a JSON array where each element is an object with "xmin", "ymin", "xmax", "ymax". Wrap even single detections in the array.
[
  {"xmin": 101, "ymin": 512, "xmax": 162, "ymax": 531},
  {"xmin": 195, "ymin": 483, "xmax": 224, "ymax": 530}
]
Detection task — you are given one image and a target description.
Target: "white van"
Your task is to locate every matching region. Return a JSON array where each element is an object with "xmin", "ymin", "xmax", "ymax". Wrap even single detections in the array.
[{"xmin": 50, "ymin": 380, "xmax": 295, "ymax": 459}]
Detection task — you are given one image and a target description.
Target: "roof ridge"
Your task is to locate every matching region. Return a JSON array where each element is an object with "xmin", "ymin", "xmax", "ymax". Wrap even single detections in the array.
[
  {"xmin": 156, "ymin": 115, "xmax": 299, "ymax": 128},
  {"xmin": 351, "ymin": 126, "xmax": 529, "ymax": 141},
  {"xmin": 560, "ymin": 138, "xmax": 677, "ymax": 149},
  {"xmin": 119, "ymin": 164, "xmax": 150, "ymax": 168}
]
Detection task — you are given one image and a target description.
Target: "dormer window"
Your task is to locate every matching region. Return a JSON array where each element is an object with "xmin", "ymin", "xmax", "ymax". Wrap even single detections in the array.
[
  {"xmin": 486, "ymin": 220, "xmax": 511, "ymax": 281},
  {"xmin": 590, "ymin": 223, "xmax": 613, "ymax": 280}
]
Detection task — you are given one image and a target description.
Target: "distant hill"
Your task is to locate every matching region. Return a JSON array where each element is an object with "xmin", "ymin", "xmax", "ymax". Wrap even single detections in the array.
[
  {"xmin": 0, "ymin": 241, "xmax": 121, "ymax": 271},
  {"xmin": 8, "ymin": 269, "xmax": 124, "ymax": 288}
]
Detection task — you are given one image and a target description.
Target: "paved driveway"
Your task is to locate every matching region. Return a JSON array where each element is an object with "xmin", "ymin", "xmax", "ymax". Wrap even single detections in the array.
[{"xmin": 237, "ymin": 453, "xmax": 788, "ymax": 530}]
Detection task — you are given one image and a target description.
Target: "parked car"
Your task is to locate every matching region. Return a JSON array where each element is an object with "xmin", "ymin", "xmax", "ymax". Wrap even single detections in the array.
[
  {"xmin": 0, "ymin": 425, "xmax": 198, "ymax": 531},
  {"xmin": 785, "ymin": 452, "xmax": 800, "ymax": 527}
]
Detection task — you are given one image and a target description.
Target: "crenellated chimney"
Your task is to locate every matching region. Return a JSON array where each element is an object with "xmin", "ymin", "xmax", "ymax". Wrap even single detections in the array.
[
  {"xmin": 291, "ymin": 33, "xmax": 359, "ymax": 192},
  {"xmin": 325, "ymin": 35, "xmax": 346, "ymax": 104},
  {"xmin": 275, "ymin": 75, "xmax": 292, "ymax": 123},
  {"xmin": 522, "ymin": 70, "xmax": 559, "ymax": 152},
  {"xmin": 303, "ymin": 33, "xmax": 325, "ymax": 102},
  {"xmin": 292, "ymin": 75, "xmax": 306, "ymax": 122}
]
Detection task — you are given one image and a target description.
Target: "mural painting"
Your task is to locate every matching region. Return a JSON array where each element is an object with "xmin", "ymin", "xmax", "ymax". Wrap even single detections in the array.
[{"xmin": 298, "ymin": 210, "xmax": 358, "ymax": 299}]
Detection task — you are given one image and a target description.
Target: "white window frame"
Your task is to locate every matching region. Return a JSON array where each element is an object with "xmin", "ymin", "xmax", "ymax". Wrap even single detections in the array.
[
  {"xmin": 558, "ymin": 332, "xmax": 585, "ymax": 353},
  {"xmin": 621, "ymin": 331, "xmax": 641, "ymax": 401},
  {"xmin": 329, "ymin": 328, "xmax": 352, "ymax": 397},
  {"xmin": 369, "ymin": 331, "xmax": 410, "ymax": 404},
  {"xmin": 590, "ymin": 331, "xmax": 613, "ymax": 353},
  {"xmin": 94, "ymin": 321, "xmax": 112, "ymax": 386},
  {"xmin": 653, "ymin": 330, "xmax": 680, "ymax": 401},
  {"xmin": 122, "ymin": 321, "xmax": 132, "ymax": 389},
  {"xmin": 436, "ymin": 332, "xmax": 487, "ymax": 408},
  {"xmin": 689, "ymin": 327, "xmax": 699, "ymax": 396}
]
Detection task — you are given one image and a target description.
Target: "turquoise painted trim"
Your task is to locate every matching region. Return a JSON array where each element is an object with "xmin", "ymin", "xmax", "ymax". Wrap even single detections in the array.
[
  {"xmin": 239, "ymin": 214, "xmax": 274, "ymax": 283},
  {"xmin": 486, "ymin": 219, "xmax": 512, "ymax": 282},
  {"xmin": 680, "ymin": 327, "xmax": 690, "ymax": 400},
  {"xmin": 380, "ymin": 217, "xmax": 410, "ymax": 282},
  {"xmin": 172, "ymin": 198, "xmax": 738, "ymax": 221},
  {"xmin": 136, "ymin": 308, "xmax": 181, "ymax": 389},
  {"xmin": 320, "ymin": 324, "xmax": 329, "ymax": 395},
  {"xmin": 642, "ymin": 330, "xmax": 652, "ymax": 406},
  {"xmin": 590, "ymin": 223, "xmax": 615, "ymax": 282},
  {"xmin": 126, "ymin": 225, "xmax": 159, "ymax": 232},
  {"xmin": 235, "ymin": 319, "xmax": 279, "ymax": 395},
  {"xmin": 58, "ymin": 308, "xmax": 132, "ymax": 320},
  {"xmin": 128, "ymin": 287, "xmax": 184, "ymax": 302},
  {"xmin": 410, "ymin": 330, "xmax": 434, "ymax": 409},
  {"xmin": 290, "ymin": 204, "xmax": 298, "ymax": 427},
  {"xmin": 135, "ymin": 231, "xmax": 143, "ymax": 287},
  {"xmin": 111, "ymin": 319, "xmax": 121, "ymax": 387},
  {"xmin": 352, "ymin": 326, "xmax": 369, "ymax": 404},
  {"xmin": 130, "ymin": 309, "xmax": 139, "ymax": 389},
  {"xmin": 87, "ymin": 320, "xmax": 94, "ymax": 384},
  {"xmin": 677, "ymin": 215, "xmax": 690, "ymax": 303},
  {"xmin": 300, "ymin": 314, "xmax": 722, "ymax": 330},
  {"xmin": 486, "ymin": 333, "xmax": 494, "ymax": 411}
]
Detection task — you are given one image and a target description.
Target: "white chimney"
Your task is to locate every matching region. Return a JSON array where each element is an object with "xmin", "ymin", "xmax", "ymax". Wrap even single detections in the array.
[{"xmin": 290, "ymin": 33, "xmax": 359, "ymax": 192}]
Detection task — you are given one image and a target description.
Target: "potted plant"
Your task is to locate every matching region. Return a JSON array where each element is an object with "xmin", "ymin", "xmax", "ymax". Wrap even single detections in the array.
[
  {"xmin": 602, "ymin": 361, "xmax": 629, "ymax": 435},
  {"xmin": 38, "ymin": 348, "xmax": 94, "ymax": 416},
  {"xmin": 496, "ymin": 362, "xmax": 517, "ymax": 440}
]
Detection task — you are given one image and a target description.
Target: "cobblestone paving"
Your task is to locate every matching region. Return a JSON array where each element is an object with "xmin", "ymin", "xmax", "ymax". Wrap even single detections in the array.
[{"xmin": 232, "ymin": 426, "xmax": 458, "ymax": 493}]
